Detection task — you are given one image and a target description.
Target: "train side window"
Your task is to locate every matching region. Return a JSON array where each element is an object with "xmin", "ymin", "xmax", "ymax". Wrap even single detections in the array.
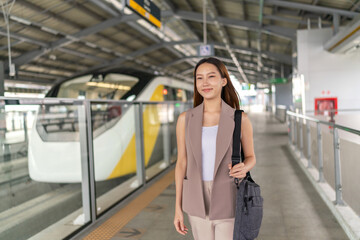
[
  {"xmin": 163, "ymin": 86, "xmax": 173, "ymax": 101},
  {"xmin": 175, "ymin": 88, "xmax": 186, "ymax": 101},
  {"xmin": 171, "ymin": 88, "xmax": 177, "ymax": 101},
  {"xmin": 56, "ymin": 74, "xmax": 138, "ymax": 100}
]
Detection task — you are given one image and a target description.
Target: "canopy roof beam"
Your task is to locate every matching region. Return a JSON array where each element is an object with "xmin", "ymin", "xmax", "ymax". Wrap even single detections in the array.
[
  {"xmin": 175, "ymin": 10, "xmax": 296, "ymax": 40},
  {"xmin": 159, "ymin": 55, "xmax": 278, "ymax": 74},
  {"xmin": 246, "ymin": 0, "xmax": 359, "ymax": 18}
]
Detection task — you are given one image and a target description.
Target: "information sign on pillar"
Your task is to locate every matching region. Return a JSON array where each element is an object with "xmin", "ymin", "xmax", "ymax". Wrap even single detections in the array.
[
  {"xmin": 126, "ymin": 0, "xmax": 161, "ymax": 28},
  {"xmin": 198, "ymin": 44, "xmax": 214, "ymax": 57}
]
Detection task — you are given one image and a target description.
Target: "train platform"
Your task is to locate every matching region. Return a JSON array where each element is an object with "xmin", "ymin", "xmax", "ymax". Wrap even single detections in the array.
[{"xmin": 75, "ymin": 111, "xmax": 348, "ymax": 240}]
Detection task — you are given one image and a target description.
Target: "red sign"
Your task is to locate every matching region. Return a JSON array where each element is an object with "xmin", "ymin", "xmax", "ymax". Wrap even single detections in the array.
[{"xmin": 314, "ymin": 97, "xmax": 338, "ymax": 116}]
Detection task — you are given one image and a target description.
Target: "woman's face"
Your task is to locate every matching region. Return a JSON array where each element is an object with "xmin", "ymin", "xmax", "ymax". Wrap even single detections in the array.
[{"xmin": 195, "ymin": 63, "xmax": 227, "ymax": 100}]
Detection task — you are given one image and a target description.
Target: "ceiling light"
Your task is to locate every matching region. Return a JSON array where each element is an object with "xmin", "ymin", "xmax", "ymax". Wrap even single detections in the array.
[
  {"xmin": 86, "ymin": 82, "xmax": 131, "ymax": 90},
  {"xmin": 10, "ymin": 15, "xmax": 31, "ymax": 25}
]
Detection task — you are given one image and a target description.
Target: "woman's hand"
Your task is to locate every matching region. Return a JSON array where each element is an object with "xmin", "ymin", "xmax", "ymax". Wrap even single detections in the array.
[
  {"xmin": 174, "ymin": 209, "xmax": 188, "ymax": 235},
  {"xmin": 228, "ymin": 162, "xmax": 248, "ymax": 178}
]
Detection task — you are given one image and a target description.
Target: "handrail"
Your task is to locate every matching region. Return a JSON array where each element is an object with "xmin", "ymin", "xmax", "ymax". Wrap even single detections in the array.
[
  {"xmin": 287, "ymin": 109, "xmax": 360, "ymax": 239},
  {"xmin": 307, "ymin": 108, "xmax": 360, "ymax": 113},
  {"xmin": 286, "ymin": 110, "xmax": 360, "ymax": 136},
  {"xmin": 0, "ymin": 96, "xmax": 192, "ymax": 106}
]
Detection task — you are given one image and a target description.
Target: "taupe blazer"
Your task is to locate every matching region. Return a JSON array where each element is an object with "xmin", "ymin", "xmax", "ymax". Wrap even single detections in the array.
[{"xmin": 182, "ymin": 99, "xmax": 240, "ymax": 220}]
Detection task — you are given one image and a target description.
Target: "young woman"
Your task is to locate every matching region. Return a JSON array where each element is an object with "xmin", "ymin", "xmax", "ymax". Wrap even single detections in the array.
[{"xmin": 173, "ymin": 57, "xmax": 256, "ymax": 240}]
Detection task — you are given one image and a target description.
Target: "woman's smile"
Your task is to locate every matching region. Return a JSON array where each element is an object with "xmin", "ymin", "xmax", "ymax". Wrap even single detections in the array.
[{"xmin": 202, "ymin": 88, "xmax": 213, "ymax": 92}]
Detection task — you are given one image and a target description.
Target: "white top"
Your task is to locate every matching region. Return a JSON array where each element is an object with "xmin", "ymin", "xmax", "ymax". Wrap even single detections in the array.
[{"xmin": 201, "ymin": 125, "xmax": 218, "ymax": 181}]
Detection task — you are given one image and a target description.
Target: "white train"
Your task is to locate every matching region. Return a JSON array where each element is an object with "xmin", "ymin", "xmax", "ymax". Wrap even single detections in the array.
[{"xmin": 28, "ymin": 69, "xmax": 193, "ymax": 183}]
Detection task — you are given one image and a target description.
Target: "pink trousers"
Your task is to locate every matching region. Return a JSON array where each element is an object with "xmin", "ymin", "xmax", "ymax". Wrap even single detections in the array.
[{"xmin": 187, "ymin": 181, "xmax": 235, "ymax": 240}]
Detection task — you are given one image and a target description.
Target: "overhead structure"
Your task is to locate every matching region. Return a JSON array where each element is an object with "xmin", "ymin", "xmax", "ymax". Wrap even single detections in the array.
[
  {"xmin": 1, "ymin": 0, "xmax": 16, "ymax": 77},
  {"xmin": 0, "ymin": 0, "xmax": 358, "ymax": 88},
  {"xmin": 324, "ymin": 16, "xmax": 360, "ymax": 54}
]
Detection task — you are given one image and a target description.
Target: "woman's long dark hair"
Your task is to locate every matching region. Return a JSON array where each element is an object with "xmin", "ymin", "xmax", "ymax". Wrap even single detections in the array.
[{"xmin": 193, "ymin": 57, "xmax": 241, "ymax": 110}]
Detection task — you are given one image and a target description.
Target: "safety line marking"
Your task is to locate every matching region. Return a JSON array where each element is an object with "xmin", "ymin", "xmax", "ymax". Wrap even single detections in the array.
[{"xmin": 83, "ymin": 169, "xmax": 175, "ymax": 240}]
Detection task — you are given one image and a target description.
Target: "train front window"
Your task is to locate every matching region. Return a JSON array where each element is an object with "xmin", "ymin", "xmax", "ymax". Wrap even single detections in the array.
[{"xmin": 56, "ymin": 74, "xmax": 139, "ymax": 100}]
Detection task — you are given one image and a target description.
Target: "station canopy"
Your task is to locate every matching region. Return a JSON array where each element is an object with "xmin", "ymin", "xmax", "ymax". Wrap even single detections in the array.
[{"xmin": 0, "ymin": 0, "xmax": 359, "ymax": 86}]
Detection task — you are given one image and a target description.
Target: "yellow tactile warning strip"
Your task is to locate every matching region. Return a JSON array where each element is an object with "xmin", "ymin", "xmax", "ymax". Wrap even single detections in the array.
[{"xmin": 83, "ymin": 169, "xmax": 175, "ymax": 240}]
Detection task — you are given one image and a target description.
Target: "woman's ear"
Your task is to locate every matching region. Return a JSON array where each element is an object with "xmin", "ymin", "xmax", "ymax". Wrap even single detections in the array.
[{"xmin": 222, "ymin": 78, "xmax": 227, "ymax": 86}]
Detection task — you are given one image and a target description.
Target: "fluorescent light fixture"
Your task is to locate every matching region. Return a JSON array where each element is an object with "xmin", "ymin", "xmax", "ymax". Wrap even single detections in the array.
[
  {"xmin": 85, "ymin": 42, "xmax": 97, "ymax": 48},
  {"xmin": 10, "ymin": 15, "xmax": 31, "ymax": 25},
  {"xmin": 101, "ymin": 47, "xmax": 111, "ymax": 53},
  {"xmin": 105, "ymin": 0, "xmax": 124, "ymax": 10},
  {"xmin": 41, "ymin": 26, "xmax": 59, "ymax": 35},
  {"xmin": 86, "ymin": 82, "xmax": 131, "ymax": 90}
]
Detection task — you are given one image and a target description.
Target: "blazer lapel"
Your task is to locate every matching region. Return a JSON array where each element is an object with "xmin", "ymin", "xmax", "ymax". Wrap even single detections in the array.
[
  {"xmin": 188, "ymin": 102, "xmax": 204, "ymax": 179},
  {"xmin": 188, "ymin": 100, "xmax": 235, "ymax": 180},
  {"xmin": 213, "ymin": 99, "xmax": 235, "ymax": 178}
]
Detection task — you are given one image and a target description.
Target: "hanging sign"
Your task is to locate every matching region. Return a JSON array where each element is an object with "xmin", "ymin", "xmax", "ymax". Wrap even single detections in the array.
[
  {"xmin": 269, "ymin": 77, "xmax": 287, "ymax": 84},
  {"xmin": 126, "ymin": 0, "xmax": 161, "ymax": 28},
  {"xmin": 198, "ymin": 44, "xmax": 214, "ymax": 56}
]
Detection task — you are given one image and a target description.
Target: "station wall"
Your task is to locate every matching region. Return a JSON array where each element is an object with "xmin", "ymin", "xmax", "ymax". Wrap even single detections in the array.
[{"xmin": 297, "ymin": 28, "xmax": 360, "ymax": 113}]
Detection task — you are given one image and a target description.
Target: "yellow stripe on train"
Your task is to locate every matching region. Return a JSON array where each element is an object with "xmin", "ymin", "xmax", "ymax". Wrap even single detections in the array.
[{"xmin": 107, "ymin": 85, "xmax": 164, "ymax": 179}]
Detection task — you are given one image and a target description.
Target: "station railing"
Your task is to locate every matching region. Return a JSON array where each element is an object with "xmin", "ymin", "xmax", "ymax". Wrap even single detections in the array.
[
  {"xmin": 0, "ymin": 97, "xmax": 192, "ymax": 240},
  {"xmin": 286, "ymin": 110, "xmax": 360, "ymax": 217}
]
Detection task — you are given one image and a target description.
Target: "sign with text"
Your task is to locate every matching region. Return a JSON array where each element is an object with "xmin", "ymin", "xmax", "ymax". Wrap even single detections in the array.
[{"xmin": 126, "ymin": 0, "xmax": 161, "ymax": 28}]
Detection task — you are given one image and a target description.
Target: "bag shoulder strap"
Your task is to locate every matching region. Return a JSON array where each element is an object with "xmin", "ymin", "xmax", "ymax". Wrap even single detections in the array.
[
  {"xmin": 232, "ymin": 110, "xmax": 242, "ymax": 166},
  {"xmin": 232, "ymin": 109, "xmax": 254, "ymax": 182}
]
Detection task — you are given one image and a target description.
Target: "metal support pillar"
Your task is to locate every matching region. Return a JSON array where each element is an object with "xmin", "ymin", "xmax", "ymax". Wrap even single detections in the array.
[
  {"xmin": 333, "ymin": 13, "xmax": 339, "ymax": 36},
  {"xmin": 288, "ymin": 114, "xmax": 292, "ymax": 146},
  {"xmin": 163, "ymin": 103, "xmax": 170, "ymax": 168},
  {"xmin": 134, "ymin": 103, "xmax": 146, "ymax": 186},
  {"xmin": 292, "ymin": 116, "xmax": 294, "ymax": 145},
  {"xmin": 333, "ymin": 128, "xmax": 344, "ymax": 205},
  {"xmin": 294, "ymin": 116, "xmax": 298, "ymax": 147},
  {"xmin": 78, "ymin": 101, "xmax": 97, "ymax": 223},
  {"xmin": 0, "ymin": 61, "xmax": 4, "ymax": 96},
  {"xmin": 306, "ymin": 120, "xmax": 312, "ymax": 168},
  {"xmin": 299, "ymin": 119, "xmax": 304, "ymax": 158},
  {"xmin": 317, "ymin": 122, "xmax": 324, "ymax": 182},
  {"xmin": 23, "ymin": 112, "xmax": 28, "ymax": 143},
  {"xmin": 11, "ymin": 113, "xmax": 15, "ymax": 130}
]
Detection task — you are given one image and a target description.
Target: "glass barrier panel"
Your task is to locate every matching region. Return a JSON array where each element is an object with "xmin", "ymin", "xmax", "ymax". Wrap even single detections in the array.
[
  {"xmin": 142, "ymin": 102, "xmax": 168, "ymax": 181},
  {"xmin": 91, "ymin": 102, "xmax": 139, "ymax": 216},
  {"xmin": 310, "ymin": 122, "xmax": 319, "ymax": 170},
  {"xmin": 338, "ymin": 130, "xmax": 360, "ymax": 217},
  {"xmin": 168, "ymin": 102, "xmax": 192, "ymax": 164},
  {"xmin": 322, "ymin": 128, "xmax": 335, "ymax": 189},
  {"xmin": 0, "ymin": 100, "xmax": 89, "ymax": 240}
]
